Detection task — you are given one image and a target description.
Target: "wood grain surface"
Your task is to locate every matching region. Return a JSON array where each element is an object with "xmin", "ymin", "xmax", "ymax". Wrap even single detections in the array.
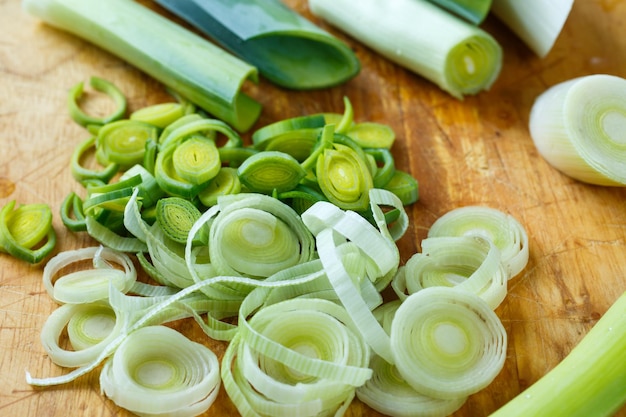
[{"xmin": 1, "ymin": 0, "xmax": 625, "ymax": 416}]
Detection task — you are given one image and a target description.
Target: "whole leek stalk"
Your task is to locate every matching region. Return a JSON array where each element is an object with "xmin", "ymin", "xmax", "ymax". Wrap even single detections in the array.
[
  {"xmin": 489, "ymin": 291, "xmax": 626, "ymax": 417},
  {"xmin": 309, "ymin": 0, "xmax": 502, "ymax": 99},
  {"xmin": 154, "ymin": 0, "xmax": 361, "ymax": 90},
  {"xmin": 22, "ymin": 0, "xmax": 262, "ymax": 132}
]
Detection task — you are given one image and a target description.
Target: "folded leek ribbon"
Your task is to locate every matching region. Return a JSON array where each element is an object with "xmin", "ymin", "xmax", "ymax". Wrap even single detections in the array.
[{"xmin": 154, "ymin": 0, "xmax": 361, "ymax": 89}]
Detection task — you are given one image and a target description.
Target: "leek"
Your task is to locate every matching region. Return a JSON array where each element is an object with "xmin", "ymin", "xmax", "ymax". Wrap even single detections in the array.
[
  {"xmin": 427, "ymin": 0, "xmax": 493, "ymax": 25},
  {"xmin": 23, "ymin": 0, "xmax": 262, "ymax": 132},
  {"xmin": 67, "ymin": 76, "xmax": 127, "ymax": 128},
  {"xmin": 489, "ymin": 291, "xmax": 626, "ymax": 417},
  {"xmin": 0, "ymin": 200, "xmax": 56, "ymax": 264},
  {"xmin": 529, "ymin": 74, "xmax": 626, "ymax": 186},
  {"xmin": 154, "ymin": 0, "xmax": 361, "ymax": 89},
  {"xmin": 491, "ymin": 0, "xmax": 574, "ymax": 58},
  {"xmin": 309, "ymin": 0, "xmax": 502, "ymax": 98}
]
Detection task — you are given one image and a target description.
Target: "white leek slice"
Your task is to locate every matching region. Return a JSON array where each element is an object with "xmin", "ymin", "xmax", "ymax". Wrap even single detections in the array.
[
  {"xmin": 309, "ymin": 0, "xmax": 502, "ymax": 98},
  {"xmin": 393, "ymin": 236, "xmax": 508, "ymax": 309},
  {"xmin": 427, "ymin": 205, "xmax": 529, "ymax": 279},
  {"xmin": 100, "ymin": 325, "xmax": 220, "ymax": 417},
  {"xmin": 491, "ymin": 0, "xmax": 574, "ymax": 58},
  {"xmin": 42, "ymin": 246, "xmax": 137, "ymax": 304},
  {"xmin": 390, "ymin": 287, "xmax": 507, "ymax": 400},
  {"xmin": 529, "ymin": 74, "xmax": 626, "ymax": 186}
]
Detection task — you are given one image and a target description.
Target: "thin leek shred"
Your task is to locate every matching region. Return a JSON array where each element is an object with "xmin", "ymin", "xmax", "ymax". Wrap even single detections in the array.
[
  {"xmin": 529, "ymin": 74, "xmax": 626, "ymax": 186},
  {"xmin": 309, "ymin": 0, "xmax": 502, "ymax": 98},
  {"xmin": 491, "ymin": 0, "xmax": 574, "ymax": 58},
  {"xmin": 23, "ymin": 0, "xmax": 261, "ymax": 132},
  {"xmin": 427, "ymin": 0, "xmax": 493, "ymax": 24},
  {"xmin": 489, "ymin": 291, "xmax": 626, "ymax": 417},
  {"xmin": 0, "ymin": 200, "xmax": 56, "ymax": 264},
  {"xmin": 154, "ymin": 0, "xmax": 361, "ymax": 90}
]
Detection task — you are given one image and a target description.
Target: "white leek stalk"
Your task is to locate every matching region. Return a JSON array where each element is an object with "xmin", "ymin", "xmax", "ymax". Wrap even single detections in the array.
[
  {"xmin": 308, "ymin": 0, "xmax": 502, "ymax": 98},
  {"xmin": 491, "ymin": 0, "xmax": 574, "ymax": 58},
  {"xmin": 100, "ymin": 325, "xmax": 221, "ymax": 417},
  {"xmin": 529, "ymin": 74, "xmax": 626, "ymax": 186}
]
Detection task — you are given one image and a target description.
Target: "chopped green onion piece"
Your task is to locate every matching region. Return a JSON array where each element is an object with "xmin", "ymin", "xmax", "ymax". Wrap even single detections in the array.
[
  {"xmin": 155, "ymin": 0, "xmax": 361, "ymax": 89},
  {"xmin": 491, "ymin": 0, "xmax": 574, "ymax": 58},
  {"xmin": 96, "ymin": 120, "xmax": 159, "ymax": 169},
  {"xmin": 309, "ymin": 0, "xmax": 503, "ymax": 98},
  {"xmin": 237, "ymin": 151, "xmax": 307, "ymax": 194},
  {"xmin": 0, "ymin": 200, "xmax": 56, "ymax": 264},
  {"xmin": 346, "ymin": 122, "xmax": 396, "ymax": 149},
  {"xmin": 130, "ymin": 102, "xmax": 186, "ymax": 128},
  {"xmin": 529, "ymin": 74, "xmax": 626, "ymax": 186},
  {"xmin": 427, "ymin": 0, "xmax": 493, "ymax": 24},
  {"xmin": 70, "ymin": 136, "xmax": 119, "ymax": 184},
  {"xmin": 489, "ymin": 291, "xmax": 626, "ymax": 417},
  {"xmin": 383, "ymin": 170, "xmax": 419, "ymax": 205},
  {"xmin": 197, "ymin": 167, "xmax": 242, "ymax": 207},
  {"xmin": 23, "ymin": 0, "xmax": 262, "ymax": 131},
  {"xmin": 67, "ymin": 76, "xmax": 127, "ymax": 128},
  {"xmin": 155, "ymin": 197, "xmax": 202, "ymax": 244}
]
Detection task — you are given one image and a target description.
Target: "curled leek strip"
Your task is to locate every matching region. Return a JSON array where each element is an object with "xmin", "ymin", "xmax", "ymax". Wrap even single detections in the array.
[
  {"xmin": 42, "ymin": 246, "xmax": 137, "ymax": 304},
  {"xmin": 155, "ymin": 197, "xmax": 202, "ymax": 244},
  {"xmin": 40, "ymin": 300, "xmax": 124, "ymax": 367},
  {"xmin": 0, "ymin": 201, "xmax": 56, "ymax": 264},
  {"xmin": 390, "ymin": 286, "xmax": 507, "ymax": 400},
  {"xmin": 70, "ymin": 135, "xmax": 119, "ymax": 184},
  {"xmin": 67, "ymin": 76, "xmax": 127, "ymax": 128},
  {"xmin": 100, "ymin": 325, "xmax": 221, "ymax": 417},
  {"xmin": 309, "ymin": 0, "xmax": 502, "ymax": 98},
  {"xmin": 427, "ymin": 205, "xmax": 529, "ymax": 279},
  {"xmin": 60, "ymin": 191, "xmax": 87, "ymax": 232},
  {"xmin": 356, "ymin": 355, "xmax": 467, "ymax": 417},
  {"xmin": 95, "ymin": 120, "xmax": 159, "ymax": 169},
  {"xmin": 237, "ymin": 150, "xmax": 307, "ymax": 194},
  {"xmin": 529, "ymin": 74, "xmax": 626, "ymax": 186},
  {"xmin": 393, "ymin": 236, "xmax": 508, "ymax": 309}
]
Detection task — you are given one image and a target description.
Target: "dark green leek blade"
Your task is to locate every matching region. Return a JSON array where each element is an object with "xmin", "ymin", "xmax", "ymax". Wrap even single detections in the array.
[
  {"xmin": 23, "ymin": 0, "xmax": 262, "ymax": 132},
  {"xmin": 426, "ymin": 0, "xmax": 493, "ymax": 25},
  {"xmin": 154, "ymin": 0, "xmax": 361, "ymax": 90}
]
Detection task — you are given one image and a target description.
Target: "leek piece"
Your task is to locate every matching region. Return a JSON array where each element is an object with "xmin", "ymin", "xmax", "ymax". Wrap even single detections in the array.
[
  {"xmin": 172, "ymin": 136, "xmax": 221, "ymax": 185},
  {"xmin": 237, "ymin": 151, "xmax": 307, "ymax": 194},
  {"xmin": 154, "ymin": 0, "xmax": 361, "ymax": 89},
  {"xmin": 346, "ymin": 122, "xmax": 396, "ymax": 149},
  {"xmin": 491, "ymin": 0, "xmax": 574, "ymax": 58},
  {"xmin": 489, "ymin": 291, "xmax": 626, "ymax": 417},
  {"xmin": 154, "ymin": 141, "xmax": 210, "ymax": 199},
  {"xmin": 427, "ymin": 205, "xmax": 529, "ymax": 279},
  {"xmin": 309, "ymin": 0, "xmax": 502, "ymax": 98},
  {"xmin": 23, "ymin": 0, "xmax": 261, "ymax": 132},
  {"xmin": 130, "ymin": 102, "xmax": 187, "ymax": 128},
  {"xmin": 60, "ymin": 192, "xmax": 87, "ymax": 232},
  {"xmin": 70, "ymin": 136, "xmax": 119, "ymax": 184},
  {"xmin": 529, "ymin": 74, "xmax": 626, "ymax": 186},
  {"xmin": 197, "ymin": 167, "xmax": 242, "ymax": 207},
  {"xmin": 95, "ymin": 120, "xmax": 159, "ymax": 170},
  {"xmin": 67, "ymin": 76, "xmax": 127, "ymax": 128},
  {"xmin": 155, "ymin": 197, "xmax": 202, "ymax": 244},
  {"xmin": 100, "ymin": 325, "xmax": 220, "ymax": 417},
  {"xmin": 0, "ymin": 200, "xmax": 56, "ymax": 264},
  {"xmin": 383, "ymin": 170, "xmax": 419, "ymax": 205},
  {"xmin": 427, "ymin": 0, "xmax": 493, "ymax": 25},
  {"xmin": 391, "ymin": 286, "xmax": 507, "ymax": 400}
]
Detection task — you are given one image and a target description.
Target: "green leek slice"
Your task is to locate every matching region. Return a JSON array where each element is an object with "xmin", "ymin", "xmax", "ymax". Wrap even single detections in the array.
[
  {"xmin": 23, "ymin": 0, "xmax": 261, "ymax": 131},
  {"xmin": 237, "ymin": 151, "xmax": 307, "ymax": 194},
  {"xmin": 197, "ymin": 167, "xmax": 242, "ymax": 207},
  {"xmin": 309, "ymin": 0, "xmax": 502, "ymax": 98},
  {"xmin": 60, "ymin": 192, "xmax": 87, "ymax": 232},
  {"xmin": 67, "ymin": 76, "xmax": 127, "ymax": 128},
  {"xmin": 0, "ymin": 200, "xmax": 56, "ymax": 264},
  {"xmin": 427, "ymin": 0, "xmax": 493, "ymax": 24},
  {"xmin": 346, "ymin": 122, "xmax": 396, "ymax": 149},
  {"xmin": 383, "ymin": 170, "xmax": 419, "ymax": 206},
  {"xmin": 130, "ymin": 102, "xmax": 187, "ymax": 128},
  {"xmin": 70, "ymin": 136, "xmax": 119, "ymax": 185},
  {"xmin": 95, "ymin": 120, "xmax": 159, "ymax": 169},
  {"xmin": 172, "ymin": 136, "xmax": 221, "ymax": 185},
  {"xmin": 155, "ymin": 0, "xmax": 361, "ymax": 89},
  {"xmin": 155, "ymin": 197, "xmax": 202, "ymax": 244}
]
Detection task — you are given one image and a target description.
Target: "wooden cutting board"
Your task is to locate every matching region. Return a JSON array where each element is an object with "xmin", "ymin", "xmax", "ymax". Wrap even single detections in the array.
[{"xmin": 1, "ymin": 0, "xmax": 625, "ymax": 416}]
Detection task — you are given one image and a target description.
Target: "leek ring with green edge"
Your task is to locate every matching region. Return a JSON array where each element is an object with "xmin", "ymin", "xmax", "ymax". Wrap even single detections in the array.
[
  {"xmin": 99, "ymin": 325, "xmax": 220, "ymax": 417},
  {"xmin": 155, "ymin": 0, "xmax": 360, "ymax": 90},
  {"xmin": 383, "ymin": 170, "xmax": 419, "ymax": 205},
  {"xmin": 155, "ymin": 197, "xmax": 202, "ymax": 244},
  {"xmin": 197, "ymin": 167, "xmax": 242, "ymax": 207},
  {"xmin": 427, "ymin": 205, "xmax": 529, "ymax": 279},
  {"xmin": 252, "ymin": 114, "xmax": 326, "ymax": 148},
  {"xmin": 158, "ymin": 113, "xmax": 209, "ymax": 146},
  {"xmin": 346, "ymin": 122, "xmax": 396, "ymax": 149},
  {"xmin": 154, "ymin": 141, "xmax": 210, "ymax": 199},
  {"xmin": 60, "ymin": 192, "xmax": 87, "ymax": 232},
  {"xmin": 393, "ymin": 236, "xmax": 508, "ymax": 310},
  {"xmin": 390, "ymin": 286, "xmax": 507, "ymax": 400},
  {"xmin": 158, "ymin": 117, "xmax": 242, "ymax": 150},
  {"xmin": 356, "ymin": 355, "xmax": 467, "ymax": 417},
  {"xmin": 42, "ymin": 246, "xmax": 137, "ymax": 304},
  {"xmin": 130, "ymin": 102, "xmax": 186, "ymax": 128},
  {"xmin": 67, "ymin": 76, "xmax": 127, "ymax": 128},
  {"xmin": 237, "ymin": 150, "xmax": 307, "ymax": 194},
  {"xmin": 365, "ymin": 148, "xmax": 396, "ymax": 188},
  {"xmin": 309, "ymin": 0, "xmax": 502, "ymax": 98},
  {"xmin": 70, "ymin": 135, "xmax": 119, "ymax": 184},
  {"xmin": 427, "ymin": 0, "xmax": 493, "ymax": 24},
  {"xmin": 218, "ymin": 146, "xmax": 259, "ymax": 168},
  {"xmin": 23, "ymin": 0, "xmax": 261, "ymax": 132},
  {"xmin": 529, "ymin": 74, "xmax": 626, "ymax": 186},
  {"xmin": 316, "ymin": 142, "xmax": 374, "ymax": 211},
  {"xmin": 95, "ymin": 119, "xmax": 159, "ymax": 169},
  {"xmin": 40, "ymin": 301, "xmax": 124, "ymax": 368},
  {"xmin": 0, "ymin": 200, "xmax": 56, "ymax": 264},
  {"xmin": 172, "ymin": 136, "xmax": 221, "ymax": 185}
]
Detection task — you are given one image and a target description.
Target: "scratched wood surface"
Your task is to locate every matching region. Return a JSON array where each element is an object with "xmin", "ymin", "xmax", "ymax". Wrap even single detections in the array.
[{"xmin": 1, "ymin": 0, "xmax": 625, "ymax": 416}]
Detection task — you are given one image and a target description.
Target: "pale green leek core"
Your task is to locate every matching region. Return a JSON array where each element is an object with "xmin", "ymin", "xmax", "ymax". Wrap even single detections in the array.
[
  {"xmin": 23, "ymin": 0, "xmax": 261, "ymax": 132},
  {"xmin": 489, "ymin": 291, "xmax": 626, "ymax": 417},
  {"xmin": 154, "ymin": 0, "xmax": 361, "ymax": 89},
  {"xmin": 491, "ymin": 0, "xmax": 574, "ymax": 58},
  {"xmin": 529, "ymin": 74, "xmax": 626, "ymax": 186},
  {"xmin": 309, "ymin": 0, "xmax": 502, "ymax": 98}
]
